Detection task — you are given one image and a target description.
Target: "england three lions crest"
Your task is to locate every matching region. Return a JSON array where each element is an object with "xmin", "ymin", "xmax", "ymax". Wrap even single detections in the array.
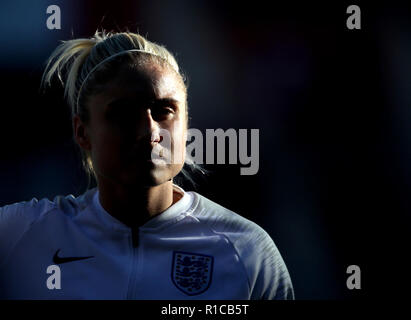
[{"xmin": 171, "ymin": 251, "xmax": 214, "ymax": 296}]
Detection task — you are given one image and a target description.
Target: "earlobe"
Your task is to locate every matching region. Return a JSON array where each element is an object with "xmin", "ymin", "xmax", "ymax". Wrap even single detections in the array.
[{"xmin": 73, "ymin": 115, "xmax": 91, "ymax": 151}]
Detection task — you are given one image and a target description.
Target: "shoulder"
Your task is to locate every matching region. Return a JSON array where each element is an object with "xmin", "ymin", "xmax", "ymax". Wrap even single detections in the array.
[
  {"xmin": 0, "ymin": 197, "xmax": 55, "ymax": 229},
  {"xmin": 190, "ymin": 192, "xmax": 271, "ymax": 246},
  {"xmin": 0, "ymin": 188, "xmax": 95, "ymax": 224},
  {"xmin": 188, "ymin": 192, "xmax": 295, "ymax": 300},
  {"xmin": 0, "ymin": 189, "xmax": 96, "ymax": 262}
]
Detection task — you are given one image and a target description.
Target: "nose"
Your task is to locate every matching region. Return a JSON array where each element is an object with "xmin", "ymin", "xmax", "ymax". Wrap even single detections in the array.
[{"xmin": 138, "ymin": 108, "xmax": 162, "ymax": 146}]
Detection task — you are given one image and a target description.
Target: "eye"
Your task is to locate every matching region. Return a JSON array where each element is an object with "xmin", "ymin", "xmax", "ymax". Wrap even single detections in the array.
[{"xmin": 150, "ymin": 103, "xmax": 176, "ymax": 121}]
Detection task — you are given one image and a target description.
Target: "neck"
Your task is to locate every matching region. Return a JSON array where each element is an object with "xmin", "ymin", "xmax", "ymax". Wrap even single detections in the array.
[{"xmin": 97, "ymin": 178, "xmax": 177, "ymax": 228}]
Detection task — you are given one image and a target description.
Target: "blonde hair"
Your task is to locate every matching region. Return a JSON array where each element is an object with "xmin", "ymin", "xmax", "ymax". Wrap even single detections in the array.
[
  {"xmin": 40, "ymin": 30, "xmax": 189, "ymax": 184},
  {"xmin": 41, "ymin": 30, "xmax": 183, "ymax": 117}
]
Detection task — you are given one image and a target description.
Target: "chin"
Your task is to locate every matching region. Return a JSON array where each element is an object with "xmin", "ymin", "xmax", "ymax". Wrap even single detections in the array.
[{"xmin": 120, "ymin": 168, "xmax": 173, "ymax": 188}]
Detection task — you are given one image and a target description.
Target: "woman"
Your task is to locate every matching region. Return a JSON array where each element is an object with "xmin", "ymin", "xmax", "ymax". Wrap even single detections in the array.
[{"xmin": 0, "ymin": 30, "xmax": 294, "ymax": 299}]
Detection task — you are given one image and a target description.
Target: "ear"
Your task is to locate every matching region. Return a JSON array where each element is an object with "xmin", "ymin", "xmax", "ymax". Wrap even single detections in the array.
[{"xmin": 73, "ymin": 115, "xmax": 91, "ymax": 151}]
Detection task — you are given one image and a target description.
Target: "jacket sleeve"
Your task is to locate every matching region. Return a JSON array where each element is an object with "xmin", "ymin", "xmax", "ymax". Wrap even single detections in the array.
[{"xmin": 247, "ymin": 227, "xmax": 295, "ymax": 300}]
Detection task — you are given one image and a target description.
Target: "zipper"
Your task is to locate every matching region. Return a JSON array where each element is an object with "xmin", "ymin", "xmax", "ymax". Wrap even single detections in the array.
[
  {"xmin": 126, "ymin": 227, "xmax": 141, "ymax": 299},
  {"xmin": 131, "ymin": 227, "xmax": 139, "ymax": 247}
]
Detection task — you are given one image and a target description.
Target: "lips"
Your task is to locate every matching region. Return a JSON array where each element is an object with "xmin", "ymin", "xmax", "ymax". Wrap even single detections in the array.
[{"xmin": 150, "ymin": 144, "xmax": 171, "ymax": 162}]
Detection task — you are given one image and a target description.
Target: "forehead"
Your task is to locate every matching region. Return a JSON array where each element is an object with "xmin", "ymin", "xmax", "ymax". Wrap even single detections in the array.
[{"xmin": 92, "ymin": 63, "xmax": 186, "ymax": 104}]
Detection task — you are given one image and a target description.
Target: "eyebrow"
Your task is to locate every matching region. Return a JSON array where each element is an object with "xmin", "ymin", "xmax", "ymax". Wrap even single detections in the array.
[{"xmin": 106, "ymin": 97, "xmax": 181, "ymax": 109}]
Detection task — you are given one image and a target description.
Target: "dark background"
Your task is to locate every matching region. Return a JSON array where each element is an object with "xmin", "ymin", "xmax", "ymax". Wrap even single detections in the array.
[{"xmin": 0, "ymin": 0, "xmax": 410, "ymax": 299}]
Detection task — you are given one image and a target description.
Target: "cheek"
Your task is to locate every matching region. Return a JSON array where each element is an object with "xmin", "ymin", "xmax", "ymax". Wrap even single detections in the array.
[
  {"xmin": 169, "ymin": 119, "xmax": 187, "ymax": 164},
  {"xmin": 94, "ymin": 128, "xmax": 119, "ymax": 151},
  {"xmin": 90, "ymin": 126, "xmax": 125, "ymax": 170}
]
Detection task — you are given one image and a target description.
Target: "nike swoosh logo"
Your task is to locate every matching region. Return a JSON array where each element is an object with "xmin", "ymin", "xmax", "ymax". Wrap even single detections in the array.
[{"xmin": 53, "ymin": 249, "xmax": 94, "ymax": 264}]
